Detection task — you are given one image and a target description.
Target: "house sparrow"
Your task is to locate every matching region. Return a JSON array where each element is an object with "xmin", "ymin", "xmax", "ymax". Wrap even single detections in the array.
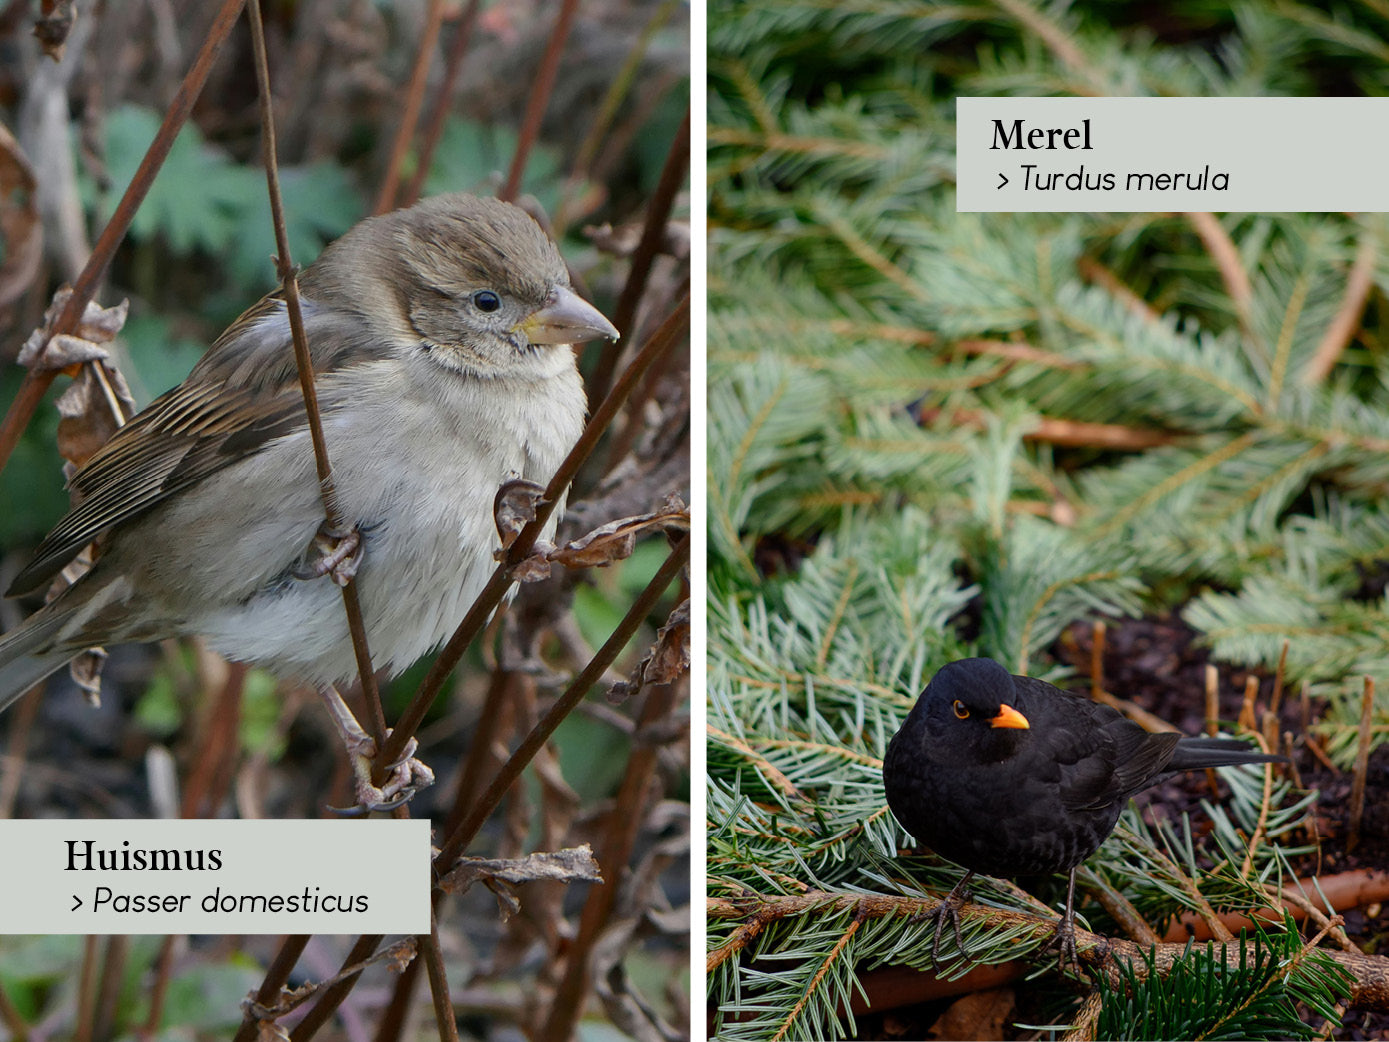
[{"xmin": 0, "ymin": 193, "xmax": 617, "ymax": 805}]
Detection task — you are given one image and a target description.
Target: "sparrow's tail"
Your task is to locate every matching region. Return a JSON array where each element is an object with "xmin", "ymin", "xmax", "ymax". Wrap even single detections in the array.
[
  {"xmin": 1168, "ymin": 736, "xmax": 1286, "ymax": 771},
  {"xmin": 0, "ymin": 610, "xmax": 72, "ymax": 712}
]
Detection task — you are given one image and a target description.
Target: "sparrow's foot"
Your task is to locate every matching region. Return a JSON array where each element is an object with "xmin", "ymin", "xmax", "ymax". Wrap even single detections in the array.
[
  {"xmin": 316, "ymin": 686, "xmax": 435, "ymax": 815},
  {"xmin": 293, "ymin": 523, "xmax": 364, "ymax": 587},
  {"xmin": 494, "ymin": 478, "xmax": 547, "ymax": 548}
]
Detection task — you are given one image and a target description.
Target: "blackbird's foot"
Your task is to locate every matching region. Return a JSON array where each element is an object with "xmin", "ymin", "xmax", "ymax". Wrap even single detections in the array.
[
  {"xmin": 1040, "ymin": 869, "xmax": 1084, "ymax": 976},
  {"xmin": 928, "ymin": 870, "xmax": 976, "ymax": 963}
]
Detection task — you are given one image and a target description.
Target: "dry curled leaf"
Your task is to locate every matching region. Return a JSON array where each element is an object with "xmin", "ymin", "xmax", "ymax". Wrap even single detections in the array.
[
  {"xmin": 494, "ymin": 478, "xmax": 546, "ymax": 549},
  {"xmin": 383, "ymin": 936, "xmax": 418, "ymax": 973},
  {"xmin": 0, "ymin": 122, "xmax": 40, "ymax": 313},
  {"xmin": 549, "ymin": 496, "xmax": 689, "ymax": 570},
  {"xmin": 34, "ymin": 0, "xmax": 77, "ymax": 61},
  {"xmin": 256, "ymin": 1022, "xmax": 292, "ymax": 1042},
  {"xmin": 439, "ymin": 843, "xmax": 602, "ymax": 895},
  {"xmin": 55, "ymin": 360, "xmax": 135, "ymax": 469},
  {"xmin": 608, "ymin": 598, "xmax": 690, "ymax": 703},
  {"xmin": 19, "ymin": 288, "xmax": 129, "ymax": 374}
]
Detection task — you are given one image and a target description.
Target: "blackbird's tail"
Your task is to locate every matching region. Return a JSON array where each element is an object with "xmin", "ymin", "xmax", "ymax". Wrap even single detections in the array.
[{"xmin": 1167, "ymin": 736, "xmax": 1286, "ymax": 772}]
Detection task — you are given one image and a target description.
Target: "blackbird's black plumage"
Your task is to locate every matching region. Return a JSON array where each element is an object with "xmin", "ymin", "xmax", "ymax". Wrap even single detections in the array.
[{"xmin": 882, "ymin": 657, "xmax": 1284, "ymax": 968}]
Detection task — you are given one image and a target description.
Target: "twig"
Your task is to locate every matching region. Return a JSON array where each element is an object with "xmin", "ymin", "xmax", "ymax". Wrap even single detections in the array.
[
  {"xmin": 231, "ymin": 936, "xmax": 310, "ymax": 1041},
  {"xmin": 1270, "ymin": 639, "xmax": 1290, "ymax": 716},
  {"xmin": 589, "ymin": 104, "xmax": 690, "ymax": 405},
  {"xmin": 1238, "ymin": 674, "xmax": 1259, "ymax": 733},
  {"xmin": 1349, "ymin": 675, "xmax": 1376, "ymax": 853},
  {"xmin": 284, "ymin": 935, "xmax": 385, "ymax": 1041},
  {"xmin": 541, "ymin": 675, "xmax": 685, "ymax": 1038},
  {"xmin": 433, "ymin": 532, "xmax": 689, "ymax": 870},
  {"xmin": 380, "ymin": 293, "xmax": 690, "ymax": 769},
  {"xmin": 0, "ymin": 977, "xmax": 27, "ymax": 1037},
  {"xmin": 0, "ymin": 684, "xmax": 41, "ymax": 817},
  {"xmin": 553, "ymin": 0, "xmax": 681, "ymax": 234},
  {"xmin": 1184, "ymin": 211, "xmax": 1254, "ymax": 335},
  {"xmin": 246, "ymin": 0, "xmax": 384, "ymax": 742},
  {"xmin": 137, "ymin": 936, "xmax": 178, "ymax": 1041},
  {"xmin": 74, "ymin": 935, "xmax": 98, "ymax": 1042},
  {"xmin": 1076, "ymin": 255, "xmax": 1160, "ymax": 322},
  {"xmin": 708, "ymin": 890, "xmax": 1389, "ymax": 1010},
  {"xmin": 1089, "ymin": 620, "xmax": 1105, "ymax": 698},
  {"xmin": 373, "ymin": 0, "xmax": 444, "ymax": 215},
  {"xmin": 1302, "ymin": 233, "xmax": 1379, "ymax": 385},
  {"xmin": 401, "ymin": 0, "xmax": 480, "ymax": 208},
  {"xmin": 500, "ymin": 0, "xmax": 579, "ymax": 202},
  {"xmin": 0, "ymin": 0, "xmax": 245, "ymax": 472},
  {"xmin": 92, "ymin": 936, "xmax": 127, "ymax": 1042},
  {"xmin": 421, "ymin": 911, "xmax": 460, "ymax": 1042}
]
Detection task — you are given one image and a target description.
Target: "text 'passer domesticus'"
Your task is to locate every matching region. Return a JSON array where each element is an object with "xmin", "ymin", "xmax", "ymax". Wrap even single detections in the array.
[{"xmin": 0, "ymin": 194, "xmax": 618, "ymax": 727}]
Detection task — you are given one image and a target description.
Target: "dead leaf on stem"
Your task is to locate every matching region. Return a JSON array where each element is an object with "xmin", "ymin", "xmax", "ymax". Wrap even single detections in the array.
[
  {"xmin": 34, "ymin": 0, "xmax": 77, "ymax": 61},
  {"xmin": 439, "ymin": 843, "xmax": 603, "ymax": 895},
  {"xmin": 608, "ymin": 597, "xmax": 690, "ymax": 704},
  {"xmin": 549, "ymin": 495, "xmax": 689, "ymax": 570}
]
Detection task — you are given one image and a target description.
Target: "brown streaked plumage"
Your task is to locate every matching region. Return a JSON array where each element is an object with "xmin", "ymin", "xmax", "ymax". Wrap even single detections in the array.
[{"xmin": 0, "ymin": 193, "xmax": 618, "ymax": 711}]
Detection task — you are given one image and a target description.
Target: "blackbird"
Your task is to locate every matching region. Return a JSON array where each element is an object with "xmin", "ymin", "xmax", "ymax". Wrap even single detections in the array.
[{"xmin": 882, "ymin": 657, "xmax": 1284, "ymax": 968}]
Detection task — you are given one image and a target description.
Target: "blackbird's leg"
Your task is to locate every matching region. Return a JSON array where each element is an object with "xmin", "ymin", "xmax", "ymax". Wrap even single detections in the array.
[
  {"xmin": 1044, "ymin": 868, "xmax": 1082, "ymax": 974},
  {"xmin": 929, "ymin": 869, "xmax": 976, "ymax": 962}
]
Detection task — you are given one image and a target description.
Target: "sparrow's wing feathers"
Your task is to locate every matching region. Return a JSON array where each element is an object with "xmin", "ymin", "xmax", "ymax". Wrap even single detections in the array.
[{"xmin": 7, "ymin": 295, "xmax": 383, "ymax": 597}]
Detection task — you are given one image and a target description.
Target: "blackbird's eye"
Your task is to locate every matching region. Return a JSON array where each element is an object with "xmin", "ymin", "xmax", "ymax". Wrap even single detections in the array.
[
  {"xmin": 472, "ymin": 290, "xmax": 501, "ymax": 313},
  {"xmin": 952, "ymin": 700, "xmax": 969, "ymax": 720}
]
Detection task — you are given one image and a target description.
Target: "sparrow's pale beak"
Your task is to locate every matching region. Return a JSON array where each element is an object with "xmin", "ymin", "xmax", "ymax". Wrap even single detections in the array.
[
  {"xmin": 517, "ymin": 286, "xmax": 619, "ymax": 345},
  {"xmin": 988, "ymin": 704, "xmax": 1030, "ymax": 730}
]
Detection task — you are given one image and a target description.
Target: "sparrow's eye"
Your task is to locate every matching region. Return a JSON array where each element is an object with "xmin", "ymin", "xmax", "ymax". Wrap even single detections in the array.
[
  {"xmin": 472, "ymin": 290, "xmax": 502, "ymax": 313},
  {"xmin": 952, "ymin": 700, "xmax": 969, "ymax": 720}
]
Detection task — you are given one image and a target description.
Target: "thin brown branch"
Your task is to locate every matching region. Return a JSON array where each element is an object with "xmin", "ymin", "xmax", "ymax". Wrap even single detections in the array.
[
  {"xmin": 138, "ymin": 936, "xmax": 178, "ymax": 1040},
  {"xmin": 92, "ymin": 936, "xmax": 127, "ymax": 1042},
  {"xmin": 1076, "ymin": 255, "xmax": 1161, "ymax": 322},
  {"xmin": 709, "ymin": 890, "xmax": 1389, "ymax": 1011},
  {"xmin": 421, "ymin": 911, "xmax": 461, "ymax": 1042},
  {"xmin": 246, "ymin": 0, "xmax": 384, "ymax": 741},
  {"xmin": 1184, "ymin": 211, "xmax": 1255, "ymax": 334},
  {"xmin": 231, "ymin": 935, "xmax": 310, "ymax": 1042},
  {"xmin": 0, "ymin": 0, "xmax": 245, "ymax": 472},
  {"xmin": 1349, "ymin": 675, "xmax": 1376, "ymax": 852},
  {"xmin": 500, "ymin": 0, "xmax": 579, "ymax": 202},
  {"xmin": 433, "ymin": 531, "xmax": 688, "ymax": 870},
  {"xmin": 0, "ymin": 684, "xmax": 40, "ymax": 818},
  {"xmin": 402, "ymin": 0, "xmax": 480, "ymax": 209},
  {"xmin": 381, "ymin": 293, "xmax": 690, "ymax": 769},
  {"xmin": 1302, "ymin": 233, "xmax": 1379, "ymax": 386},
  {"xmin": 541, "ymin": 676, "xmax": 685, "ymax": 1038},
  {"xmin": 554, "ymin": 0, "xmax": 681, "ymax": 235},
  {"xmin": 373, "ymin": 0, "xmax": 444, "ymax": 215},
  {"xmin": 286, "ymin": 935, "xmax": 386, "ymax": 1041},
  {"xmin": 0, "ymin": 977, "xmax": 26, "ymax": 1038},
  {"xmin": 588, "ymin": 104, "xmax": 690, "ymax": 404},
  {"xmin": 922, "ymin": 406, "xmax": 1179, "ymax": 450}
]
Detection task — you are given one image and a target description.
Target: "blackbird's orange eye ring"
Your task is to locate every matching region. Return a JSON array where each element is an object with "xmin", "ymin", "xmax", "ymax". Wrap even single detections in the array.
[{"xmin": 952, "ymin": 699, "xmax": 969, "ymax": 719}]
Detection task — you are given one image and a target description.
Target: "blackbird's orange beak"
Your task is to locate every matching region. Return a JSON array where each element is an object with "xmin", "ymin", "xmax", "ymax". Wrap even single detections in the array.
[{"xmin": 989, "ymin": 704, "xmax": 1030, "ymax": 730}]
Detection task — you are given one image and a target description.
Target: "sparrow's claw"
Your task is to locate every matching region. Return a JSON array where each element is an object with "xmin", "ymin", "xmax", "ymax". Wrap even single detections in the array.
[
  {"xmin": 494, "ymin": 478, "xmax": 547, "ymax": 548},
  {"xmin": 317, "ymin": 687, "xmax": 435, "ymax": 815},
  {"xmin": 293, "ymin": 523, "xmax": 364, "ymax": 587}
]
